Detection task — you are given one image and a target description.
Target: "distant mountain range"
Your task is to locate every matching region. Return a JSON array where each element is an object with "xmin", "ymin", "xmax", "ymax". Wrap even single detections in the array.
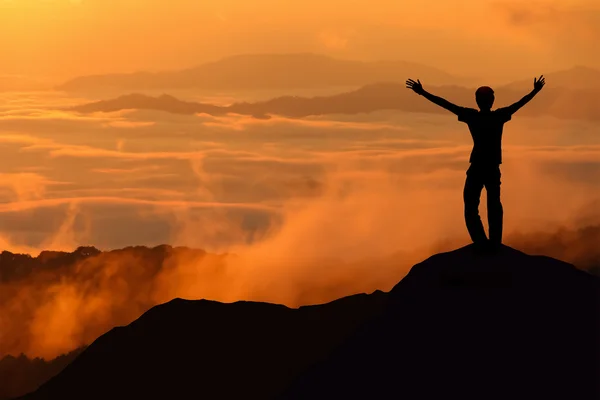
[
  {"xmin": 15, "ymin": 244, "xmax": 600, "ymax": 399},
  {"xmin": 56, "ymin": 54, "xmax": 600, "ymax": 95},
  {"xmin": 69, "ymin": 79, "xmax": 600, "ymax": 122},
  {"xmin": 0, "ymin": 349, "xmax": 85, "ymax": 400},
  {"xmin": 498, "ymin": 65, "xmax": 600, "ymax": 91},
  {"xmin": 55, "ymin": 53, "xmax": 468, "ymax": 93}
]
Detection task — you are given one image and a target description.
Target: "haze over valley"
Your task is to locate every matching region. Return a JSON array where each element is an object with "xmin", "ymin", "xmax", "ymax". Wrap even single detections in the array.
[{"xmin": 1, "ymin": 1, "xmax": 600, "ymax": 397}]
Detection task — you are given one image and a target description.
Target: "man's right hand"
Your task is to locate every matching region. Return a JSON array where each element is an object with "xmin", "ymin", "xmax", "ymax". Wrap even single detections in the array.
[{"xmin": 406, "ymin": 78, "xmax": 425, "ymax": 95}]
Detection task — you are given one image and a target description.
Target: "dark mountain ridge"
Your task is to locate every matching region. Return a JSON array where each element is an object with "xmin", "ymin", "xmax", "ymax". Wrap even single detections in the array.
[
  {"xmin": 16, "ymin": 244, "xmax": 600, "ymax": 400},
  {"xmin": 69, "ymin": 81, "xmax": 600, "ymax": 122},
  {"xmin": 0, "ymin": 244, "xmax": 211, "ymax": 284},
  {"xmin": 0, "ymin": 348, "xmax": 85, "ymax": 400}
]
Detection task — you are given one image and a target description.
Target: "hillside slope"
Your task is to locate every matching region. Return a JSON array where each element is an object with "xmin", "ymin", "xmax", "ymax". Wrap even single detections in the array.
[{"xmin": 17, "ymin": 244, "xmax": 600, "ymax": 399}]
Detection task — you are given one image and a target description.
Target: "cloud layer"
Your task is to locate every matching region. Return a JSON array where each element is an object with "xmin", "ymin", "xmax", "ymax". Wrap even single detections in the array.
[{"xmin": 0, "ymin": 90, "xmax": 599, "ymax": 359}]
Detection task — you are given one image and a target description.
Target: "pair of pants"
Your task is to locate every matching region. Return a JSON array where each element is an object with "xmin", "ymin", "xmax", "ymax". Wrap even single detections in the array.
[{"xmin": 463, "ymin": 164, "xmax": 503, "ymax": 245}]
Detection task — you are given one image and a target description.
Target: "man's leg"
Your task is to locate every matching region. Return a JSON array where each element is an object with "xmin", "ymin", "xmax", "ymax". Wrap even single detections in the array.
[
  {"xmin": 485, "ymin": 166, "xmax": 503, "ymax": 246},
  {"xmin": 464, "ymin": 166, "xmax": 487, "ymax": 244}
]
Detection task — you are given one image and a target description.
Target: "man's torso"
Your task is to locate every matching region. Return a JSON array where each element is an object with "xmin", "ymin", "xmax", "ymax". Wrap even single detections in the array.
[{"xmin": 457, "ymin": 108, "xmax": 512, "ymax": 165}]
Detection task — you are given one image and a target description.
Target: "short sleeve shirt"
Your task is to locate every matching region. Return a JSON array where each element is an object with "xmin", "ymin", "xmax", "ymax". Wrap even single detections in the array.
[{"xmin": 457, "ymin": 107, "xmax": 512, "ymax": 165}]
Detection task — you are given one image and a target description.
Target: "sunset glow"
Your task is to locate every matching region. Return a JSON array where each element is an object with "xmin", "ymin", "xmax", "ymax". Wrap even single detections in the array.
[
  {"xmin": 1, "ymin": 0, "xmax": 599, "ymax": 81},
  {"xmin": 0, "ymin": 0, "xmax": 599, "ymax": 369}
]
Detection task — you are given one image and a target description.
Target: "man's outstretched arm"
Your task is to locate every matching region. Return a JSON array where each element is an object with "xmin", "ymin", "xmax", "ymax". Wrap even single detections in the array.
[
  {"xmin": 406, "ymin": 78, "xmax": 463, "ymax": 115},
  {"xmin": 503, "ymin": 75, "xmax": 546, "ymax": 115}
]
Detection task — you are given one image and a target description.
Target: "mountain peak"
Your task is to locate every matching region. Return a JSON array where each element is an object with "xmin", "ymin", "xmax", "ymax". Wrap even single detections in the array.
[
  {"xmin": 500, "ymin": 65, "xmax": 600, "ymax": 90},
  {"xmin": 18, "ymin": 244, "xmax": 600, "ymax": 400},
  {"xmin": 56, "ymin": 53, "xmax": 461, "ymax": 93},
  {"xmin": 390, "ymin": 243, "xmax": 595, "ymax": 298},
  {"xmin": 220, "ymin": 52, "xmax": 334, "ymax": 61}
]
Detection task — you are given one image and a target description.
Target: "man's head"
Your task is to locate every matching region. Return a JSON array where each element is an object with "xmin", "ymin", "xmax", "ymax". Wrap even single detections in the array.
[{"xmin": 475, "ymin": 86, "xmax": 495, "ymax": 111}]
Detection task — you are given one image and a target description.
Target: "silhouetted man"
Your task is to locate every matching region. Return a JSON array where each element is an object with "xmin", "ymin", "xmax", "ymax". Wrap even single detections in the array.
[{"xmin": 406, "ymin": 76, "xmax": 546, "ymax": 251}]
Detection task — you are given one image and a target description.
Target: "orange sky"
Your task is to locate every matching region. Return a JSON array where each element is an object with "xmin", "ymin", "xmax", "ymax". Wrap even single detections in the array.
[
  {"xmin": 1, "ymin": 0, "xmax": 599, "ymax": 82},
  {"xmin": 1, "ymin": 0, "xmax": 600, "ymax": 363}
]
